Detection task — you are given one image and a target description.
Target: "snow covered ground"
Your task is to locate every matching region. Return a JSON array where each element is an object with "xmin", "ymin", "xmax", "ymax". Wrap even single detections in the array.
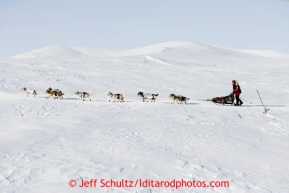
[{"xmin": 0, "ymin": 41, "xmax": 289, "ymax": 193}]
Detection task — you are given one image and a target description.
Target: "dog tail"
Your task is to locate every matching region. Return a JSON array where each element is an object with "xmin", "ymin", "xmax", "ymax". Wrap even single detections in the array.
[
  {"xmin": 153, "ymin": 94, "xmax": 158, "ymax": 97},
  {"xmin": 187, "ymin": 98, "xmax": 190, "ymax": 100}
]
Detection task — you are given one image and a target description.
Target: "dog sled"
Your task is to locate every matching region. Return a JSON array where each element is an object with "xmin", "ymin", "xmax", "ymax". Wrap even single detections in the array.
[
  {"xmin": 212, "ymin": 93, "xmax": 234, "ymax": 105},
  {"xmin": 200, "ymin": 93, "xmax": 234, "ymax": 105}
]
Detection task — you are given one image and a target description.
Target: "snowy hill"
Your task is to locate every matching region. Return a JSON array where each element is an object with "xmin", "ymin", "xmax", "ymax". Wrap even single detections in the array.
[{"xmin": 1, "ymin": 42, "xmax": 289, "ymax": 193}]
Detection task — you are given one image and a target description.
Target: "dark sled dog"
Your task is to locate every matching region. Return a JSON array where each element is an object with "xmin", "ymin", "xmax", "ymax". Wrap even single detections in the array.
[{"xmin": 169, "ymin": 93, "xmax": 190, "ymax": 104}]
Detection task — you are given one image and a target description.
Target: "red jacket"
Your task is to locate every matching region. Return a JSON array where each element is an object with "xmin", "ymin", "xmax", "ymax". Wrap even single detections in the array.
[{"xmin": 233, "ymin": 85, "xmax": 241, "ymax": 96}]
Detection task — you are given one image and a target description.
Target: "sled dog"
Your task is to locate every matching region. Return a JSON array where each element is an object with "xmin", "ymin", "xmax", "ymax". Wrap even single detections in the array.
[
  {"xmin": 137, "ymin": 91, "xmax": 158, "ymax": 102},
  {"xmin": 169, "ymin": 93, "xmax": 190, "ymax": 104},
  {"xmin": 107, "ymin": 92, "xmax": 124, "ymax": 102},
  {"xmin": 22, "ymin": 87, "xmax": 37, "ymax": 97},
  {"xmin": 75, "ymin": 91, "xmax": 91, "ymax": 101},
  {"xmin": 45, "ymin": 87, "xmax": 64, "ymax": 99}
]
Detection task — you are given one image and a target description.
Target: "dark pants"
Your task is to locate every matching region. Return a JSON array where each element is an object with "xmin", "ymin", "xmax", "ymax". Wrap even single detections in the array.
[{"xmin": 235, "ymin": 95, "xmax": 243, "ymax": 105}]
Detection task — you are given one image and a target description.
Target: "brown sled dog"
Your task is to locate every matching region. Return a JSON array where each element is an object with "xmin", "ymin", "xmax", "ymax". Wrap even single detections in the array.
[{"xmin": 45, "ymin": 87, "xmax": 64, "ymax": 99}]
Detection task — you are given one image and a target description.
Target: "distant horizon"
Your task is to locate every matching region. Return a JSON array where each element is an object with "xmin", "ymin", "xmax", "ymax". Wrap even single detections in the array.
[
  {"xmin": 9, "ymin": 41, "xmax": 289, "ymax": 61},
  {"xmin": 6, "ymin": 40, "xmax": 289, "ymax": 58}
]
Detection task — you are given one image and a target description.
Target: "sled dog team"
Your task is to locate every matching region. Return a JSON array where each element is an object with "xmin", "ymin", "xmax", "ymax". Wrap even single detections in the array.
[
  {"xmin": 21, "ymin": 80, "xmax": 242, "ymax": 105},
  {"xmin": 21, "ymin": 87, "xmax": 190, "ymax": 104}
]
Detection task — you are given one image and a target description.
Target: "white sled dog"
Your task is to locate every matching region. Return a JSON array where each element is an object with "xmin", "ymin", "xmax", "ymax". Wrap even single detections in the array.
[
  {"xmin": 45, "ymin": 87, "xmax": 64, "ymax": 99},
  {"xmin": 107, "ymin": 92, "xmax": 124, "ymax": 102},
  {"xmin": 75, "ymin": 91, "xmax": 91, "ymax": 101},
  {"xmin": 137, "ymin": 91, "xmax": 158, "ymax": 102},
  {"xmin": 22, "ymin": 87, "xmax": 37, "ymax": 97},
  {"xmin": 169, "ymin": 93, "xmax": 190, "ymax": 104}
]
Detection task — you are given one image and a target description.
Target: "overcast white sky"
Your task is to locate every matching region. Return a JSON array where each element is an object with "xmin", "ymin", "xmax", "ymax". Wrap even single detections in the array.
[{"xmin": 0, "ymin": 0, "xmax": 288, "ymax": 57}]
